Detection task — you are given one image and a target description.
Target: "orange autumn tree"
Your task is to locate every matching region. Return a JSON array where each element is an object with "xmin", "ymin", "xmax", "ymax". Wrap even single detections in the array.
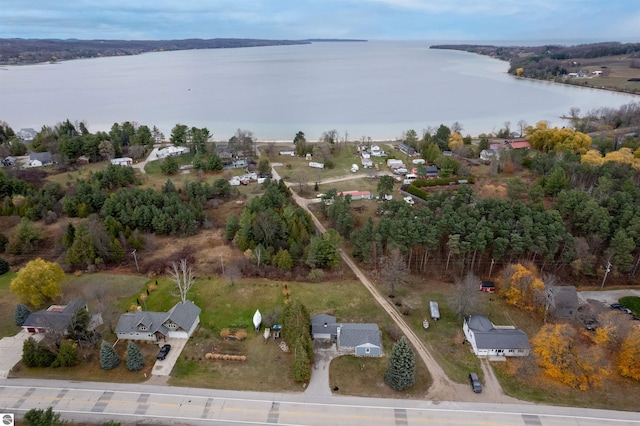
[
  {"xmin": 532, "ymin": 324, "xmax": 609, "ymax": 390},
  {"xmin": 617, "ymin": 328, "xmax": 640, "ymax": 381},
  {"xmin": 497, "ymin": 263, "xmax": 545, "ymax": 312}
]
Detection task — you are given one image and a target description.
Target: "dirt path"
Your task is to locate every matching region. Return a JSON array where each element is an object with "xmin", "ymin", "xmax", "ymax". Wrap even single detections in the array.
[{"xmin": 273, "ymin": 166, "xmax": 519, "ymax": 403}]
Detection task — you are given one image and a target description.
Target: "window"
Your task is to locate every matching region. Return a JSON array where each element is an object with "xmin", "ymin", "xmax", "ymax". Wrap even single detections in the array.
[{"xmin": 365, "ymin": 347, "xmax": 371, "ymax": 354}]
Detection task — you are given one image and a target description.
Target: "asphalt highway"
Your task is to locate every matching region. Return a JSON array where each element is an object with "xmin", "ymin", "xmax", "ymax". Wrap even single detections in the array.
[{"xmin": 1, "ymin": 378, "xmax": 639, "ymax": 425}]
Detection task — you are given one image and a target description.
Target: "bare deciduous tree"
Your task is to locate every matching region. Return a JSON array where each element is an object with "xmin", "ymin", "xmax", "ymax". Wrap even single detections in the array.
[
  {"xmin": 381, "ymin": 249, "xmax": 407, "ymax": 296},
  {"xmin": 169, "ymin": 259, "xmax": 196, "ymax": 303},
  {"xmin": 450, "ymin": 272, "xmax": 481, "ymax": 320},
  {"xmin": 224, "ymin": 260, "xmax": 242, "ymax": 286}
]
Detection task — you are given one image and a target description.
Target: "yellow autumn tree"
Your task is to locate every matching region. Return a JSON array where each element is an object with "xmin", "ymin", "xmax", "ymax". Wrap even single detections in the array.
[
  {"xmin": 448, "ymin": 132, "xmax": 463, "ymax": 152},
  {"xmin": 10, "ymin": 258, "xmax": 64, "ymax": 309},
  {"xmin": 526, "ymin": 121, "xmax": 592, "ymax": 154},
  {"xmin": 497, "ymin": 263, "xmax": 545, "ymax": 312},
  {"xmin": 516, "ymin": 67, "xmax": 524, "ymax": 77},
  {"xmin": 617, "ymin": 328, "xmax": 640, "ymax": 381},
  {"xmin": 532, "ymin": 324, "xmax": 608, "ymax": 390},
  {"xmin": 580, "ymin": 149, "xmax": 605, "ymax": 166}
]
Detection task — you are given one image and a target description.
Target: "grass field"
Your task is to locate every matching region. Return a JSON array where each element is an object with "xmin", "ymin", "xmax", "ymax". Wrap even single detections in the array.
[{"xmin": 0, "ymin": 271, "xmax": 20, "ymax": 338}]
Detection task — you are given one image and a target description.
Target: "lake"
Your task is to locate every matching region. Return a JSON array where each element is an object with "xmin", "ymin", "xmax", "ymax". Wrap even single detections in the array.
[{"xmin": 1, "ymin": 40, "xmax": 638, "ymax": 141}]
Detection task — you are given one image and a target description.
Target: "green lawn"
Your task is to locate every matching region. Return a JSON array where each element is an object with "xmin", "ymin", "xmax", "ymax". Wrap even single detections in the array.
[
  {"xmin": 619, "ymin": 296, "xmax": 640, "ymax": 315},
  {"xmin": 0, "ymin": 271, "xmax": 20, "ymax": 338}
]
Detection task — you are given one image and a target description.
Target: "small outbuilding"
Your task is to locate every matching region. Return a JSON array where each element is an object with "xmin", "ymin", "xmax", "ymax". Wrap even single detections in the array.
[
  {"xmin": 430, "ymin": 301, "xmax": 440, "ymax": 321},
  {"xmin": 480, "ymin": 281, "xmax": 495, "ymax": 293}
]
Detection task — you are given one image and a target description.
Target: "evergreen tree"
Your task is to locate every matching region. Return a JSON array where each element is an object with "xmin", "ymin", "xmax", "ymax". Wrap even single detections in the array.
[
  {"xmin": 100, "ymin": 340, "xmax": 120, "ymax": 370},
  {"xmin": 22, "ymin": 337, "xmax": 55, "ymax": 367},
  {"xmin": 23, "ymin": 407, "xmax": 67, "ymax": 426},
  {"xmin": 160, "ymin": 156, "xmax": 179, "ymax": 175},
  {"xmin": 384, "ymin": 336, "xmax": 416, "ymax": 391},
  {"xmin": 126, "ymin": 341, "xmax": 145, "ymax": 371},
  {"xmin": 161, "ymin": 179, "xmax": 176, "ymax": 194},
  {"xmin": 62, "ymin": 223, "xmax": 76, "ymax": 248},
  {"xmin": 0, "ymin": 257, "xmax": 8, "ymax": 275},
  {"xmin": 52, "ymin": 340, "xmax": 79, "ymax": 368},
  {"xmin": 14, "ymin": 303, "xmax": 32, "ymax": 326}
]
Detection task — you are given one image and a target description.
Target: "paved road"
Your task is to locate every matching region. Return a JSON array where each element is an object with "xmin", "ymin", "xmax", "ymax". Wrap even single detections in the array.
[{"xmin": 1, "ymin": 379, "xmax": 639, "ymax": 426}]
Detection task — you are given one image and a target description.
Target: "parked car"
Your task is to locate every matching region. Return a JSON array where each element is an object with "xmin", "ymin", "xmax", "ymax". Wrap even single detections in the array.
[
  {"xmin": 610, "ymin": 303, "xmax": 633, "ymax": 314},
  {"xmin": 157, "ymin": 344, "xmax": 171, "ymax": 360},
  {"xmin": 469, "ymin": 372, "xmax": 482, "ymax": 393}
]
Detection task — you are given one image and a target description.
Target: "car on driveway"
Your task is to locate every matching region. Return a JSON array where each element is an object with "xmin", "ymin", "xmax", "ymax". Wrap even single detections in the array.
[
  {"xmin": 157, "ymin": 344, "xmax": 171, "ymax": 360},
  {"xmin": 469, "ymin": 372, "xmax": 482, "ymax": 393}
]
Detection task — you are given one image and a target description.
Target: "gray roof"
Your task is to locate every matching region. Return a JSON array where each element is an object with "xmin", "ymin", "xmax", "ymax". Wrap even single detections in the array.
[
  {"xmin": 115, "ymin": 301, "xmax": 201, "ymax": 336},
  {"xmin": 23, "ymin": 300, "xmax": 87, "ymax": 332},
  {"xmin": 29, "ymin": 151, "xmax": 52, "ymax": 163},
  {"xmin": 466, "ymin": 315, "xmax": 530, "ymax": 351},
  {"xmin": 338, "ymin": 323, "xmax": 381, "ymax": 348},
  {"xmin": 311, "ymin": 314, "xmax": 338, "ymax": 336}
]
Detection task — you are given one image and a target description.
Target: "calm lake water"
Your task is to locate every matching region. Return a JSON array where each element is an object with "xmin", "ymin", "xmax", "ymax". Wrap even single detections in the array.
[{"xmin": 1, "ymin": 41, "xmax": 638, "ymax": 140}]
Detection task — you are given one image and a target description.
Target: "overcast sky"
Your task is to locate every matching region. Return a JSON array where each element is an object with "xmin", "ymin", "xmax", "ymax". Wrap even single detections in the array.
[{"xmin": 2, "ymin": 0, "xmax": 639, "ymax": 42}]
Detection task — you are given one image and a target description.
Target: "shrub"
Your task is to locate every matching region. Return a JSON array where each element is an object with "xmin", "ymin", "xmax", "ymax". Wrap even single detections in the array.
[
  {"xmin": 307, "ymin": 269, "xmax": 324, "ymax": 282},
  {"xmin": 23, "ymin": 407, "xmax": 66, "ymax": 426},
  {"xmin": 0, "ymin": 233, "xmax": 8, "ymax": 252},
  {"xmin": 52, "ymin": 340, "xmax": 79, "ymax": 368},
  {"xmin": 22, "ymin": 337, "xmax": 55, "ymax": 368}
]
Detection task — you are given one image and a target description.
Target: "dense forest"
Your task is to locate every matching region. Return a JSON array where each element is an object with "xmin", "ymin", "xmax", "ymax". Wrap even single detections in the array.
[{"xmin": 0, "ymin": 38, "xmax": 311, "ymax": 65}]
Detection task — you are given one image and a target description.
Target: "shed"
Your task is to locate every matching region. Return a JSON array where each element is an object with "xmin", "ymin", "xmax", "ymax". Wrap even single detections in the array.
[
  {"xmin": 429, "ymin": 301, "xmax": 440, "ymax": 321},
  {"xmin": 480, "ymin": 281, "xmax": 495, "ymax": 293}
]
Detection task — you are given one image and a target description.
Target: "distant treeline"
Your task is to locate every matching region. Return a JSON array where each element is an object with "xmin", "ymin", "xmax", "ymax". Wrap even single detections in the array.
[
  {"xmin": 431, "ymin": 42, "xmax": 640, "ymax": 81},
  {"xmin": 0, "ymin": 38, "xmax": 312, "ymax": 65}
]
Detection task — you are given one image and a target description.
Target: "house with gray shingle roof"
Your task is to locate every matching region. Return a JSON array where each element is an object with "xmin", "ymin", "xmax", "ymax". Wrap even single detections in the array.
[
  {"xmin": 337, "ymin": 323, "xmax": 382, "ymax": 357},
  {"xmin": 463, "ymin": 314, "xmax": 530, "ymax": 357},
  {"xmin": 22, "ymin": 300, "xmax": 88, "ymax": 334},
  {"xmin": 311, "ymin": 314, "xmax": 382, "ymax": 357},
  {"xmin": 28, "ymin": 151, "xmax": 53, "ymax": 167},
  {"xmin": 115, "ymin": 300, "xmax": 201, "ymax": 342}
]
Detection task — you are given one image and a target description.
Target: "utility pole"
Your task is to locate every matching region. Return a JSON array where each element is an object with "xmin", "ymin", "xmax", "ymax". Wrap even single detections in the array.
[
  {"xmin": 601, "ymin": 260, "xmax": 612, "ymax": 288},
  {"xmin": 132, "ymin": 249, "xmax": 139, "ymax": 273}
]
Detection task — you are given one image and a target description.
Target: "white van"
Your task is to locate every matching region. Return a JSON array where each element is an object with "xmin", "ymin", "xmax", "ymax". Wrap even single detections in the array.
[{"xmin": 403, "ymin": 173, "xmax": 417, "ymax": 185}]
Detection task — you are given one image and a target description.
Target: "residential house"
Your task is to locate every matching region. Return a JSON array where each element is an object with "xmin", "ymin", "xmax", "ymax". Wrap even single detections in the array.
[
  {"xmin": 311, "ymin": 314, "xmax": 339, "ymax": 340},
  {"xmin": 480, "ymin": 149, "xmax": 499, "ymax": 162},
  {"xmin": 17, "ymin": 128, "xmax": 37, "ymax": 141},
  {"xmin": 547, "ymin": 286, "xmax": 579, "ymax": 318},
  {"xmin": 28, "ymin": 151, "xmax": 53, "ymax": 168},
  {"xmin": 424, "ymin": 166, "xmax": 439, "ymax": 178},
  {"xmin": 398, "ymin": 143, "xmax": 416, "ymax": 156},
  {"xmin": 115, "ymin": 300, "xmax": 201, "ymax": 342},
  {"xmin": 361, "ymin": 158, "xmax": 373, "ymax": 168},
  {"xmin": 507, "ymin": 140, "xmax": 531, "ymax": 150},
  {"xmin": 338, "ymin": 190, "xmax": 373, "ymax": 201},
  {"xmin": 22, "ymin": 300, "xmax": 89, "ymax": 334},
  {"xmin": 111, "ymin": 157, "xmax": 133, "ymax": 166},
  {"xmin": 463, "ymin": 314, "xmax": 530, "ymax": 357},
  {"xmin": 338, "ymin": 324, "xmax": 382, "ymax": 357},
  {"xmin": 310, "ymin": 315, "xmax": 382, "ymax": 357},
  {"xmin": 156, "ymin": 146, "xmax": 189, "ymax": 158}
]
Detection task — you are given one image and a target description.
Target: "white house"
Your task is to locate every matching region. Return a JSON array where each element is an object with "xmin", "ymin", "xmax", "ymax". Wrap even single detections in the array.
[
  {"xmin": 463, "ymin": 314, "xmax": 530, "ymax": 357},
  {"xmin": 115, "ymin": 301, "xmax": 201, "ymax": 341},
  {"xmin": 111, "ymin": 157, "xmax": 133, "ymax": 166},
  {"xmin": 156, "ymin": 146, "xmax": 189, "ymax": 158},
  {"xmin": 480, "ymin": 149, "xmax": 499, "ymax": 162},
  {"xmin": 27, "ymin": 152, "xmax": 53, "ymax": 168}
]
